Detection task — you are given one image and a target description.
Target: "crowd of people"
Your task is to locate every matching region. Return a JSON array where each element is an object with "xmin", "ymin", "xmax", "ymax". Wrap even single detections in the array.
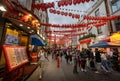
[
  {"xmin": 51, "ymin": 47, "xmax": 120, "ymax": 74},
  {"xmin": 37, "ymin": 47, "xmax": 120, "ymax": 79}
]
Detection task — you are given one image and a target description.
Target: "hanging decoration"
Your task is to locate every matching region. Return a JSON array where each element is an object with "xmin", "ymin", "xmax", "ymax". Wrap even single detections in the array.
[
  {"xmin": 33, "ymin": 2, "xmax": 54, "ymax": 11},
  {"xmin": 41, "ymin": 22, "xmax": 88, "ymax": 28},
  {"xmin": 45, "ymin": 29, "xmax": 77, "ymax": 33},
  {"xmin": 57, "ymin": 0, "xmax": 94, "ymax": 7},
  {"xmin": 56, "ymin": 7, "xmax": 87, "ymax": 13},
  {"xmin": 84, "ymin": 15, "xmax": 120, "ymax": 21},
  {"xmin": 49, "ymin": 9, "xmax": 80, "ymax": 19},
  {"xmin": 47, "ymin": 32, "xmax": 87, "ymax": 37}
]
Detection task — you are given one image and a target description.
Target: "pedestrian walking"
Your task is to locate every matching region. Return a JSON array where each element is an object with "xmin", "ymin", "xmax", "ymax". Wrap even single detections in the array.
[
  {"xmin": 73, "ymin": 49, "xmax": 79, "ymax": 74},
  {"xmin": 38, "ymin": 49, "xmax": 49, "ymax": 79},
  {"xmin": 94, "ymin": 48, "xmax": 101, "ymax": 73},
  {"xmin": 101, "ymin": 52, "xmax": 110, "ymax": 72},
  {"xmin": 80, "ymin": 48, "xmax": 87, "ymax": 72},
  {"xmin": 112, "ymin": 48, "xmax": 119, "ymax": 71}
]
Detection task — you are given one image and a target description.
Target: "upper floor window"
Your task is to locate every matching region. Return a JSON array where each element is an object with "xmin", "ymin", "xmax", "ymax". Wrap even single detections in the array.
[
  {"xmin": 115, "ymin": 19, "xmax": 120, "ymax": 31},
  {"xmin": 111, "ymin": 0, "xmax": 120, "ymax": 13}
]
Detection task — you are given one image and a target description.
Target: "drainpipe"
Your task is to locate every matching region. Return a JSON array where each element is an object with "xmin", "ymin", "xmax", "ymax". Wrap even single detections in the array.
[{"xmin": 104, "ymin": 0, "xmax": 113, "ymax": 35}]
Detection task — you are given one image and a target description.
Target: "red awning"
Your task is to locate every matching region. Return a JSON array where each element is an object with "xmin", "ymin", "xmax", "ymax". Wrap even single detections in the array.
[
  {"xmin": 102, "ymin": 37, "xmax": 110, "ymax": 42},
  {"xmin": 80, "ymin": 38, "xmax": 91, "ymax": 44}
]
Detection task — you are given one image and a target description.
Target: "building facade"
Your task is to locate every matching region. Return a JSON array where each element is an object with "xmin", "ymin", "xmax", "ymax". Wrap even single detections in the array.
[
  {"xmin": 107, "ymin": 0, "xmax": 120, "ymax": 32},
  {"xmin": 34, "ymin": 0, "xmax": 49, "ymax": 42},
  {"xmin": 78, "ymin": 0, "xmax": 111, "ymax": 49}
]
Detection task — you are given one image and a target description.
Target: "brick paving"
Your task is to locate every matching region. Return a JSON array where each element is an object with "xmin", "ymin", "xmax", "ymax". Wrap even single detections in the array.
[{"xmin": 27, "ymin": 55, "xmax": 120, "ymax": 81}]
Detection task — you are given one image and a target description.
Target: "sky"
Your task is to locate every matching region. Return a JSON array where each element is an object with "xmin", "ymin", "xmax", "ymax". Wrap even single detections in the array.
[{"xmin": 44, "ymin": 0, "xmax": 95, "ymax": 25}]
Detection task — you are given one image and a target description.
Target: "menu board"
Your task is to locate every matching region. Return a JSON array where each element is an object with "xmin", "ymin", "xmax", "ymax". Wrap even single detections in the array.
[{"xmin": 3, "ymin": 45, "xmax": 28, "ymax": 72}]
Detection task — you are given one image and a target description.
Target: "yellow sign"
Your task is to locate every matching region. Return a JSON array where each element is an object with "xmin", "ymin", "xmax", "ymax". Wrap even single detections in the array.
[{"xmin": 110, "ymin": 33, "xmax": 120, "ymax": 44}]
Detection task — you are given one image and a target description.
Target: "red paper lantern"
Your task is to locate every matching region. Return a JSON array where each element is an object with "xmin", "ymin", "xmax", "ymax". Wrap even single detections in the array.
[
  {"xmin": 58, "ymin": 1, "xmax": 61, "ymax": 7},
  {"xmin": 73, "ymin": 0, "xmax": 77, "ymax": 5},
  {"xmin": 69, "ymin": 13, "xmax": 72, "ymax": 16},
  {"xmin": 78, "ymin": 0, "xmax": 82, "ymax": 4},
  {"xmin": 72, "ymin": 14, "xmax": 75, "ymax": 18},
  {"xmin": 86, "ymin": 0, "xmax": 90, "ymax": 2},
  {"xmin": 69, "ymin": 0, "xmax": 72, "ymax": 5},
  {"xmin": 57, "ymin": 11, "xmax": 60, "ymax": 14},
  {"xmin": 81, "ymin": 0, "xmax": 85, "ymax": 3}
]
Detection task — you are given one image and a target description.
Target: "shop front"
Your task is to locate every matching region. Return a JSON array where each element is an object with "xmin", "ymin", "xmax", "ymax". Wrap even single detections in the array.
[{"xmin": 0, "ymin": 1, "xmax": 41, "ymax": 80}]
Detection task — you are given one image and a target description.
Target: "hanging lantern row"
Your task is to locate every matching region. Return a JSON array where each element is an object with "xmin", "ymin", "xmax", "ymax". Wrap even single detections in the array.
[
  {"xmin": 45, "ymin": 29, "xmax": 78, "ymax": 33},
  {"xmin": 93, "ymin": 22, "xmax": 106, "ymax": 28},
  {"xmin": 41, "ymin": 23, "xmax": 88, "ymax": 28},
  {"xmin": 49, "ymin": 9, "xmax": 80, "ymax": 19},
  {"xmin": 44, "ymin": 28, "xmax": 85, "ymax": 34},
  {"xmin": 41, "ymin": 20, "xmax": 108, "ymax": 28},
  {"xmin": 58, "ymin": 0, "xmax": 94, "ymax": 7},
  {"xmin": 33, "ymin": 2, "xmax": 54, "ymax": 11},
  {"xmin": 47, "ymin": 32, "xmax": 87, "ymax": 37},
  {"xmin": 73, "ymin": 0, "xmax": 94, "ymax": 5},
  {"xmin": 56, "ymin": 7, "xmax": 87, "ymax": 13},
  {"xmin": 84, "ymin": 15, "xmax": 120, "ymax": 20}
]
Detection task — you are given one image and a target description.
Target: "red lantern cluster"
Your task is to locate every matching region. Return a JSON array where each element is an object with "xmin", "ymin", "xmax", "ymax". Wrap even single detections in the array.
[
  {"xmin": 84, "ymin": 15, "xmax": 120, "ymax": 21},
  {"xmin": 58, "ymin": 0, "xmax": 72, "ymax": 7},
  {"xmin": 33, "ymin": 2, "xmax": 54, "ymax": 11},
  {"xmin": 41, "ymin": 23, "xmax": 88, "ymax": 28},
  {"xmin": 45, "ymin": 29, "xmax": 77, "ymax": 33},
  {"xmin": 93, "ymin": 22, "xmax": 106, "ymax": 28},
  {"xmin": 73, "ymin": 0, "xmax": 94, "ymax": 5},
  {"xmin": 57, "ymin": 0, "xmax": 94, "ymax": 7},
  {"xmin": 49, "ymin": 9, "xmax": 80, "ymax": 19}
]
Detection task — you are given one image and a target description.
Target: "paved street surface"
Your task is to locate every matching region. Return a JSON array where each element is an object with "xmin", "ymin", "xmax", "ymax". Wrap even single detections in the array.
[{"xmin": 27, "ymin": 55, "xmax": 120, "ymax": 81}]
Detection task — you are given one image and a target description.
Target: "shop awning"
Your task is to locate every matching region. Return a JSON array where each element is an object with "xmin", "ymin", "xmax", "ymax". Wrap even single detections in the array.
[
  {"xmin": 89, "ymin": 41, "xmax": 120, "ymax": 48},
  {"xmin": 31, "ymin": 34, "xmax": 45, "ymax": 46},
  {"xmin": 80, "ymin": 38, "xmax": 91, "ymax": 44},
  {"xmin": 102, "ymin": 37, "xmax": 110, "ymax": 42}
]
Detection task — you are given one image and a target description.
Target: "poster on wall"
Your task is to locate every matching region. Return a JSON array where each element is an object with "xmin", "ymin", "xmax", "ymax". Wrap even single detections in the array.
[
  {"xmin": 3, "ymin": 45, "xmax": 28, "ymax": 72},
  {"xmin": 4, "ymin": 28, "xmax": 19, "ymax": 45}
]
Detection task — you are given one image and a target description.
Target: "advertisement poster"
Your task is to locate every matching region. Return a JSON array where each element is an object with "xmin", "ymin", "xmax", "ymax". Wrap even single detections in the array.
[{"xmin": 3, "ymin": 45, "xmax": 28, "ymax": 72}]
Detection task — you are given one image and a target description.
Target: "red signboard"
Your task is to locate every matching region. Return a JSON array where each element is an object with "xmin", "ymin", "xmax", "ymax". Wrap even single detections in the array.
[{"xmin": 3, "ymin": 45, "xmax": 28, "ymax": 72}]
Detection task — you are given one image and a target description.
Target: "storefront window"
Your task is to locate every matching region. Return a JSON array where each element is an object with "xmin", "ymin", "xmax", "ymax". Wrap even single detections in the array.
[
  {"xmin": 4, "ymin": 22, "xmax": 28, "ymax": 46},
  {"xmin": 111, "ymin": 0, "xmax": 120, "ymax": 13}
]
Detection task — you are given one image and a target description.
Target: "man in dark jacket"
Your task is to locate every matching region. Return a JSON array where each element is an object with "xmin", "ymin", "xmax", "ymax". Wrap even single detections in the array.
[{"xmin": 94, "ymin": 48, "xmax": 101, "ymax": 73}]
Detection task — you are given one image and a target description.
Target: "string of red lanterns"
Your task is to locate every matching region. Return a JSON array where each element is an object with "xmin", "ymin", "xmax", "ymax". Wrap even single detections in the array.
[
  {"xmin": 33, "ymin": 2, "xmax": 54, "ymax": 11},
  {"xmin": 57, "ymin": 0, "xmax": 94, "ymax": 7},
  {"xmin": 49, "ymin": 9, "xmax": 80, "ymax": 19},
  {"xmin": 84, "ymin": 15, "xmax": 120, "ymax": 20}
]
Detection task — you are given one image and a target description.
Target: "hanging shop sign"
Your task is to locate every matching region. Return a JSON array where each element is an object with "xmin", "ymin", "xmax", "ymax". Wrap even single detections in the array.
[
  {"xmin": 3, "ymin": 45, "xmax": 28, "ymax": 72},
  {"xmin": 110, "ymin": 33, "xmax": 120, "ymax": 44}
]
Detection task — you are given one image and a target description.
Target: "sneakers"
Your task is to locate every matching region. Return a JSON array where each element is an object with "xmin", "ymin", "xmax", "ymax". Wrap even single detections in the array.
[
  {"xmin": 81, "ymin": 68, "xmax": 87, "ymax": 72},
  {"xmin": 84, "ymin": 69, "xmax": 87, "ymax": 72}
]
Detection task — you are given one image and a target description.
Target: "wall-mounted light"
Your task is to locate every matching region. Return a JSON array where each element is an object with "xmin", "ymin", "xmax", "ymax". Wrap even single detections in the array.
[
  {"xmin": 27, "ymin": 27, "xmax": 30, "ymax": 29},
  {"xmin": 28, "ymin": 14, "xmax": 32, "ymax": 17},
  {"xmin": 0, "ymin": 6, "xmax": 7, "ymax": 11},
  {"xmin": 19, "ymin": 24, "xmax": 23, "ymax": 26}
]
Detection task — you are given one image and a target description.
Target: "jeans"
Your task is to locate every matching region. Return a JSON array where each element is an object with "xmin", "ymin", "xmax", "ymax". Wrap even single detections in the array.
[{"xmin": 101, "ymin": 60, "xmax": 109, "ymax": 71}]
